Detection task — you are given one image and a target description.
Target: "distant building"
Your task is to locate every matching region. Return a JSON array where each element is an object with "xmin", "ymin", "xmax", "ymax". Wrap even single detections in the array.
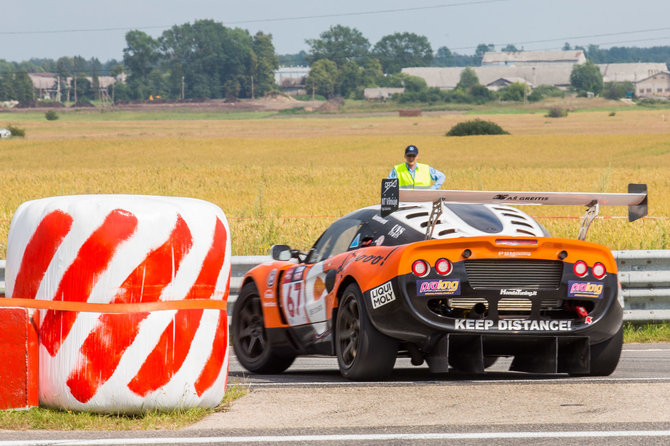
[
  {"xmin": 28, "ymin": 73, "xmax": 123, "ymax": 101},
  {"xmin": 599, "ymin": 63, "xmax": 666, "ymax": 83},
  {"xmin": 482, "ymin": 50, "xmax": 586, "ymax": 66},
  {"xmin": 363, "ymin": 87, "xmax": 404, "ymax": 100},
  {"xmin": 486, "ymin": 77, "xmax": 533, "ymax": 91},
  {"xmin": 402, "ymin": 63, "xmax": 667, "ymax": 92},
  {"xmin": 402, "ymin": 65, "xmax": 574, "ymax": 90},
  {"xmin": 274, "ymin": 66, "xmax": 310, "ymax": 95},
  {"xmin": 28, "ymin": 73, "xmax": 58, "ymax": 99},
  {"xmin": 635, "ymin": 71, "xmax": 670, "ymax": 98}
]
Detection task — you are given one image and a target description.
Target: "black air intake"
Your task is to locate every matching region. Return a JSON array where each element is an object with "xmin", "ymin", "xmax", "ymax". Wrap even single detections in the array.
[{"xmin": 464, "ymin": 259, "xmax": 563, "ymax": 289}]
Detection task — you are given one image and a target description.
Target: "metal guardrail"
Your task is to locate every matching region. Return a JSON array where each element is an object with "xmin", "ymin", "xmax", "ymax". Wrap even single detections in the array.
[
  {"xmin": 2, "ymin": 251, "xmax": 670, "ymax": 322},
  {"xmin": 614, "ymin": 250, "xmax": 670, "ymax": 321}
]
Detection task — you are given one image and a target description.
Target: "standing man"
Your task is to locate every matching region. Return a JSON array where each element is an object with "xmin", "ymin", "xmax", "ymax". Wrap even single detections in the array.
[{"xmin": 388, "ymin": 145, "xmax": 445, "ymax": 189}]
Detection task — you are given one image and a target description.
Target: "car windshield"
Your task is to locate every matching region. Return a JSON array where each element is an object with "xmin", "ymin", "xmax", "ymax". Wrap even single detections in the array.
[{"xmin": 306, "ymin": 218, "xmax": 362, "ymax": 264}]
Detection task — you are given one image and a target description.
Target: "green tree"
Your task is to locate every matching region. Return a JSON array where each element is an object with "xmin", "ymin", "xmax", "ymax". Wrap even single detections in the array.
[
  {"xmin": 55, "ymin": 56, "xmax": 73, "ymax": 102},
  {"xmin": 337, "ymin": 60, "xmax": 362, "ymax": 97},
  {"xmin": 71, "ymin": 76, "xmax": 93, "ymax": 101},
  {"xmin": 361, "ymin": 58, "xmax": 383, "ymax": 87},
  {"xmin": 13, "ymin": 70, "xmax": 35, "ymax": 103},
  {"xmin": 123, "ymin": 30, "xmax": 161, "ymax": 99},
  {"xmin": 278, "ymin": 51, "xmax": 308, "ymax": 67},
  {"xmin": 89, "ymin": 57, "xmax": 102, "ymax": 100},
  {"xmin": 403, "ymin": 74, "xmax": 428, "ymax": 92},
  {"xmin": 570, "ymin": 61, "xmax": 603, "ymax": 95},
  {"xmin": 499, "ymin": 82, "xmax": 527, "ymax": 101},
  {"xmin": 304, "ymin": 58, "xmax": 338, "ymax": 98},
  {"xmin": 0, "ymin": 70, "xmax": 15, "ymax": 101},
  {"xmin": 456, "ymin": 67, "xmax": 479, "ymax": 90},
  {"xmin": 160, "ymin": 20, "xmax": 256, "ymax": 99},
  {"xmin": 586, "ymin": 44, "xmax": 606, "ymax": 63},
  {"xmin": 251, "ymin": 32, "xmax": 279, "ymax": 97},
  {"xmin": 433, "ymin": 46, "xmax": 452, "ymax": 67},
  {"xmin": 306, "ymin": 25, "xmax": 370, "ymax": 66},
  {"xmin": 372, "ymin": 32, "xmax": 433, "ymax": 74},
  {"xmin": 602, "ymin": 81, "xmax": 634, "ymax": 99},
  {"xmin": 475, "ymin": 43, "xmax": 495, "ymax": 65},
  {"xmin": 110, "ymin": 64, "xmax": 125, "ymax": 79},
  {"xmin": 502, "ymin": 44, "xmax": 519, "ymax": 52},
  {"xmin": 469, "ymin": 84, "xmax": 495, "ymax": 103}
]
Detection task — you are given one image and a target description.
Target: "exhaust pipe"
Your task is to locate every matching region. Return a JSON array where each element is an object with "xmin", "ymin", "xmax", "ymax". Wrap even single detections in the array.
[{"xmin": 468, "ymin": 302, "xmax": 487, "ymax": 319}]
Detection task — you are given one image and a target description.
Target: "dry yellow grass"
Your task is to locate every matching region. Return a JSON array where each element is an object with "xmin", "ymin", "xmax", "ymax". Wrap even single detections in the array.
[{"xmin": 0, "ymin": 108, "xmax": 668, "ymax": 257}]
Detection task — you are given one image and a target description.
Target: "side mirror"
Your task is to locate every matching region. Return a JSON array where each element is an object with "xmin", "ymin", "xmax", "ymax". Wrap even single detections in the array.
[
  {"xmin": 325, "ymin": 269, "xmax": 337, "ymax": 293},
  {"xmin": 270, "ymin": 244, "xmax": 292, "ymax": 261}
]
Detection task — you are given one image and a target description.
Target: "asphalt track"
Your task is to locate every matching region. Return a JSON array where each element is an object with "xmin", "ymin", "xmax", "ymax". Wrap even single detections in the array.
[{"xmin": 2, "ymin": 343, "xmax": 670, "ymax": 445}]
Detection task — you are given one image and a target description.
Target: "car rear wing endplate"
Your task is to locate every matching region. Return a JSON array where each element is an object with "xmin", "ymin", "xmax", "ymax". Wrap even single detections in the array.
[{"xmin": 380, "ymin": 179, "xmax": 648, "ymax": 240}]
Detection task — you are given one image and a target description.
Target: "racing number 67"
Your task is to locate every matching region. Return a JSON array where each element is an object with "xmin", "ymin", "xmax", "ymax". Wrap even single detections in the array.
[{"xmin": 285, "ymin": 282, "xmax": 302, "ymax": 318}]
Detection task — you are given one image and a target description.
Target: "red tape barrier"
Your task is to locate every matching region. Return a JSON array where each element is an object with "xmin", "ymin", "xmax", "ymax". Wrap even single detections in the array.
[{"xmin": 0, "ymin": 298, "xmax": 226, "ymax": 313}]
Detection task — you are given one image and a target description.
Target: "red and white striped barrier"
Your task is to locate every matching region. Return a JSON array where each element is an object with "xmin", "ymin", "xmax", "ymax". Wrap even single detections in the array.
[{"xmin": 5, "ymin": 195, "xmax": 231, "ymax": 412}]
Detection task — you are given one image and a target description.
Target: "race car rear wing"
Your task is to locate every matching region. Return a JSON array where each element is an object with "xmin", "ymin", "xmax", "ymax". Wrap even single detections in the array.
[{"xmin": 380, "ymin": 179, "xmax": 648, "ymax": 240}]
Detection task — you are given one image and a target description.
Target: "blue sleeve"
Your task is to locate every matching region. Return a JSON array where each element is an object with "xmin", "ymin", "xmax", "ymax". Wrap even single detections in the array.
[
  {"xmin": 430, "ymin": 166, "xmax": 445, "ymax": 190},
  {"xmin": 388, "ymin": 168, "xmax": 397, "ymax": 179}
]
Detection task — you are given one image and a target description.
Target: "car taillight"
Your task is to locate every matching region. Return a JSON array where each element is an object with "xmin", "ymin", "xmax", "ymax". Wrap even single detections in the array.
[
  {"xmin": 434, "ymin": 258, "xmax": 452, "ymax": 276},
  {"xmin": 573, "ymin": 260, "xmax": 588, "ymax": 278},
  {"xmin": 592, "ymin": 262, "xmax": 607, "ymax": 279},
  {"xmin": 412, "ymin": 259, "xmax": 429, "ymax": 277}
]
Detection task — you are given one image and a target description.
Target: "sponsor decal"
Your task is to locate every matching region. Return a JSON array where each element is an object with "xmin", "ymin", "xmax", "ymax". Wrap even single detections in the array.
[
  {"xmin": 267, "ymin": 269, "xmax": 277, "ymax": 287},
  {"xmin": 417, "ymin": 279, "xmax": 461, "ymax": 296},
  {"xmin": 568, "ymin": 281, "xmax": 604, "ymax": 298},
  {"xmin": 293, "ymin": 265, "xmax": 306, "ymax": 281},
  {"xmin": 388, "ymin": 224, "xmax": 405, "ymax": 239},
  {"xmin": 455, "ymin": 319, "xmax": 572, "ymax": 331},
  {"xmin": 492, "ymin": 194, "xmax": 549, "ymax": 202},
  {"xmin": 370, "ymin": 281, "xmax": 396, "ymax": 309},
  {"xmin": 283, "ymin": 268, "xmax": 293, "ymax": 282},
  {"xmin": 500, "ymin": 289, "xmax": 537, "ymax": 297},
  {"xmin": 381, "ymin": 179, "xmax": 399, "ymax": 216},
  {"xmin": 264, "ymin": 289, "xmax": 274, "ymax": 300},
  {"xmin": 374, "ymin": 235, "xmax": 385, "ymax": 246},
  {"xmin": 349, "ymin": 234, "xmax": 361, "ymax": 249},
  {"xmin": 498, "ymin": 251, "xmax": 532, "ymax": 257},
  {"xmin": 383, "ymin": 178, "xmax": 398, "ymax": 195},
  {"xmin": 585, "ymin": 316, "xmax": 593, "ymax": 324},
  {"xmin": 372, "ymin": 214, "xmax": 388, "ymax": 225},
  {"xmin": 262, "ymin": 300, "xmax": 277, "ymax": 307}
]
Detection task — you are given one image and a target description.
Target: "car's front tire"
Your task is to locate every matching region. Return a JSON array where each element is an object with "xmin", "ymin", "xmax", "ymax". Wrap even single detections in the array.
[
  {"xmin": 335, "ymin": 283, "xmax": 397, "ymax": 380},
  {"xmin": 232, "ymin": 282, "xmax": 295, "ymax": 373}
]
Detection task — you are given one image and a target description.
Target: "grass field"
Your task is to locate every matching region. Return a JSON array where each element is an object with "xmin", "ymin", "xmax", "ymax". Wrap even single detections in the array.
[{"xmin": 1, "ymin": 106, "xmax": 669, "ymax": 257}]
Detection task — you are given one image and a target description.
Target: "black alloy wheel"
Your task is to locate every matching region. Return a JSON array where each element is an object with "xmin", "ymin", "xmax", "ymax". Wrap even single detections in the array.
[
  {"xmin": 232, "ymin": 282, "xmax": 295, "ymax": 373},
  {"xmin": 335, "ymin": 283, "xmax": 397, "ymax": 380}
]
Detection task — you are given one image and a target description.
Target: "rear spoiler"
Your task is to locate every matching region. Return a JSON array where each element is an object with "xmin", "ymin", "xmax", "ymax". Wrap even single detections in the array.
[{"xmin": 380, "ymin": 179, "xmax": 648, "ymax": 240}]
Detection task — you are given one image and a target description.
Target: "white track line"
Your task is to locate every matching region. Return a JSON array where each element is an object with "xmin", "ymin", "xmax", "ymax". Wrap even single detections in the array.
[{"xmin": 5, "ymin": 430, "xmax": 670, "ymax": 445}]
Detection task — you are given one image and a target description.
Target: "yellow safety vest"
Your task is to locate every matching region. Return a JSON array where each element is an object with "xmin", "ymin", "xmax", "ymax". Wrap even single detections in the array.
[{"xmin": 393, "ymin": 163, "xmax": 432, "ymax": 189}]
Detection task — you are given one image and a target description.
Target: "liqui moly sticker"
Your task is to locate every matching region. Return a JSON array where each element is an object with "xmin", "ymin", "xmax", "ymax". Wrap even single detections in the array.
[{"xmin": 370, "ymin": 281, "xmax": 396, "ymax": 309}]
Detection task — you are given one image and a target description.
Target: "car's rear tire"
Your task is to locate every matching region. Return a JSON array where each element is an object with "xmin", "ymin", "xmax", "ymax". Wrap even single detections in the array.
[
  {"xmin": 335, "ymin": 283, "xmax": 397, "ymax": 380},
  {"xmin": 588, "ymin": 325, "xmax": 623, "ymax": 376},
  {"xmin": 232, "ymin": 282, "xmax": 295, "ymax": 373}
]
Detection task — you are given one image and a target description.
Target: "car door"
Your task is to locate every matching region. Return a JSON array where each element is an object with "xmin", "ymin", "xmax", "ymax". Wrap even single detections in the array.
[{"xmin": 279, "ymin": 218, "xmax": 362, "ymax": 326}]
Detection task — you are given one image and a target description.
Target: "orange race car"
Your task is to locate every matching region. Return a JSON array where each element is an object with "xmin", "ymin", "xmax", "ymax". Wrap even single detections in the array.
[{"xmin": 232, "ymin": 180, "xmax": 647, "ymax": 380}]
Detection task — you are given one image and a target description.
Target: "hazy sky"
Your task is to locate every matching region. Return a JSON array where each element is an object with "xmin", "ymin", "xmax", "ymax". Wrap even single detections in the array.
[{"xmin": 2, "ymin": 0, "xmax": 670, "ymax": 63}]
